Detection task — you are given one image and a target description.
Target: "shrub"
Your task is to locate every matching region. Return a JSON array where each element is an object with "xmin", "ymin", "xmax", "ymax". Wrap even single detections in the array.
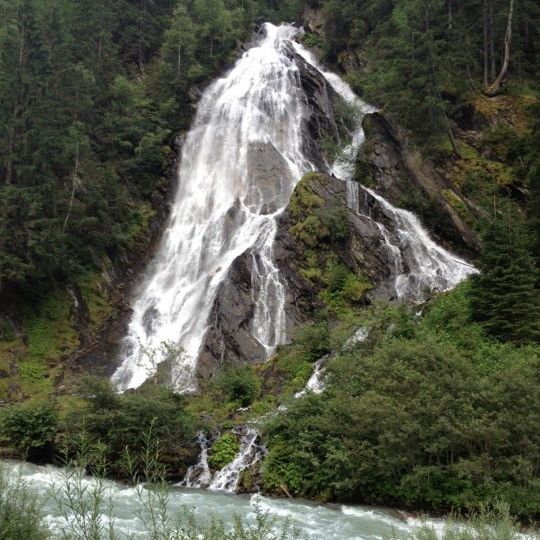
[
  {"xmin": 214, "ymin": 366, "xmax": 262, "ymax": 407},
  {"xmin": 0, "ymin": 403, "xmax": 58, "ymax": 461},
  {"xmin": 61, "ymin": 379, "xmax": 198, "ymax": 478},
  {"xmin": 293, "ymin": 322, "xmax": 331, "ymax": 361},
  {"xmin": 208, "ymin": 432, "xmax": 240, "ymax": 470},
  {"xmin": 322, "ymin": 206, "xmax": 350, "ymax": 245},
  {"xmin": 263, "ymin": 289, "xmax": 540, "ymax": 518},
  {"xmin": 412, "ymin": 502, "xmax": 521, "ymax": 540},
  {"xmin": 0, "ymin": 467, "xmax": 50, "ymax": 540}
]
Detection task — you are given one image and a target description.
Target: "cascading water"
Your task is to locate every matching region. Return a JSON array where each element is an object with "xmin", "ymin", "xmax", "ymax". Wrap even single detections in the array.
[
  {"xmin": 113, "ymin": 24, "xmax": 314, "ymax": 392},
  {"xmin": 182, "ymin": 432, "xmax": 212, "ymax": 488},
  {"xmin": 363, "ymin": 188, "xmax": 477, "ymax": 299},
  {"xmin": 113, "ymin": 20, "xmax": 476, "ymax": 394},
  {"xmin": 181, "ymin": 427, "xmax": 265, "ymax": 493},
  {"xmin": 293, "ymin": 43, "xmax": 477, "ymax": 301}
]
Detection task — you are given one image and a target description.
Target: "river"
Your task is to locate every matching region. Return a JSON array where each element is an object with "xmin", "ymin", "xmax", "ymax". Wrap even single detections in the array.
[{"xmin": 5, "ymin": 460, "xmax": 445, "ymax": 539}]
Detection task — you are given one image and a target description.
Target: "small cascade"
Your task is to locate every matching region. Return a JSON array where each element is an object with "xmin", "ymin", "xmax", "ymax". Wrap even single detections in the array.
[
  {"xmin": 294, "ymin": 43, "xmax": 478, "ymax": 302},
  {"xmin": 208, "ymin": 427, "xmax": 264, "ymax": 493},
  {"xmin": 294, "ymin": 356, "xmax": 328, "ymax": 398},
  {"xmin": 344, "ymin": 327, "xmax": 370, "ymax": 349},
  {"xmin": 181, "ymin": 432, "xmax": 212, "ymax": 488},
  {"xmin": 250, "ymin": 223, "xmax": 287, "ymax": 355},
  {"xmin": 345, "ymin": 181, "xmax": 360, "ymax": 212},
  {"xmin": 181, "ymin": 427, "xmax": 265, "ymax": 494},
  {"xmin": 364, "ymin": 187, "xmax": 478, "ymax": 300},
  {"xmin": 374, "ymin": 222, "xmax": 405, "ymax": 278},
  {"xmin": 293, "ymin": 328, "xmax": 371, "ymax": 399}
]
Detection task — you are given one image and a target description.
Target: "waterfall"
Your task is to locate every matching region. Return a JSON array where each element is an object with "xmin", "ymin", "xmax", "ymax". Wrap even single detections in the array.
[
  {"xmin": 207, "ymin": 428, "xmax": 264, "ymax": 492},
  {"xmin": 293, "ymin": 43, "xmax": 477, "ymax": 301},
  {"xmin": 363, "ymin": 188, "xmax": 478, "ymax": 300},
  {"xmin": 182, "ymin": 432, "xmax": 212, "ymax": 488},
  {"xmin": 113, "ymin": 24, "xmax": 314, "ymax": 392},
  {"xmin": 180, "ymin": 427, "xmax": 265, "ymax": 493},
  {"xmin": 294, "ymin": 356, "xmax": 328, "ymax": 398},
  {"xmin": 113, "ymin": 21, "xmax": 476, "ymax": 393}
]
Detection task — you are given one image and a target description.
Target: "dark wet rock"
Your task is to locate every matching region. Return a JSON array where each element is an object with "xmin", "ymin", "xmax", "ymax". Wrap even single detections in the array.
[
  {"xmin": 198, "ymin": 51, "xmax": 343, "ymax": 374},
  {"xmin": 198, "ymin": 251, "xmax": 267, "ymax": 377},
  {"xmin": 67, "ymin": 284, "xmax": 91, "ymax": 346},
  {"xmin": 246, "ymin": 141, "xmax": 293, "ymax": 212},
  {"xmin": 360, "ymin": 112, "xmax": 480, "ymax": 256},
  {"xmin": 301, "ymin": 6, "xmax": 325, "ymax": 35},
  {"xmin": 275, "ymin": 173, "xmax": 404, "ymax": 307},
  {"xmin": 293, "ymin": 47, "xmax": 340, "ymax": 169}
]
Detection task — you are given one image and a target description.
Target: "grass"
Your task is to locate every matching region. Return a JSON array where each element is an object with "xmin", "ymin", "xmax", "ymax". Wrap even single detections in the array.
[{"xmin": 0, "ymin": 271, "xmax": 113, "ymax": 403}]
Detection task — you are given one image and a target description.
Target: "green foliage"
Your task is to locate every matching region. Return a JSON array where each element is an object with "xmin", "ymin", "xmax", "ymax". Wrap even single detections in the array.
[
  {"xmin": 288, "ymin": 174, "xmax": 372, "ymax": 318},
  {"xmin": 214, "ymin": 366, "xmax": 262, "ymax": 407},
  {"xmin": 263, "ymin": 286, "xmax": 540, "ymax": 519},
  {"xmin": 0, "ymin": 466, "xmax": 50, "ymax": 539},
  {"xmin": 0, "ymin": 402, "xmax": 58, "ymax": 459},
  {"xmin": 0, "ymin": 0, "xmax": 260, "ymax": 299},
  {"xmin": 293, "ymin": 322, "xmax": 332, "ymax": 362},
  {"xmin": 24, "ymin": 288, "xmax": 79, "ymax": 363},
  {"xmin": 317, "ymin": 0, "xmax": 539, "ymax": 150},
  {"xmin": 61, "ymin": 378, "xmax": 199, "ymax": 478},
  {"xmin": 209, "ymin": 432, "xmax": 240, "ymax": 470},
  {"xmin": 470, "ymin": 209, "xmax": 540, "ymax": 344},
  {"xmin": 46, "ymin": 431, "xmax": 303, "ymax": 540},
  {"xmin": 323, "ymin": 206, "xmax": 350, "ymax": 244},
  {"xmin": 411, "ymin": 502, "xmax": 522, "ymax": 540}
]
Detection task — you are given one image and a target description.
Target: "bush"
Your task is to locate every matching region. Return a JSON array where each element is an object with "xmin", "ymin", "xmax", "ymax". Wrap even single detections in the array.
[
  {"xmin": 293, "ymin": 322, "xmax": 332, "ymax": 362},
  {"xmin": 214, "ymin": 366, "xmax": 262, "ymax": 407},
  {"xmin": 412, "ymin": 502, "xmax": 521, "ymax": 540},
  {"xmin": 321, "ymin": 206, "xmax": 350, "ymax": 245},
  {"xmin": 0, "ymin": 403, "xmax": 58, "ymax": 461},
  {"xmin": 61, "ymin": 378, "xmax": 198, "ymax": 478},
  {"xmin": 208, "ymin": 432, "xmax": 240, "ymax": 470},
  {"xmin": 263, "ymin": 288, "xmax": 540, "ymax": 519},
  {"xmin": 0, "ymin": 466, "xmax": 50, "ymax": 539}
]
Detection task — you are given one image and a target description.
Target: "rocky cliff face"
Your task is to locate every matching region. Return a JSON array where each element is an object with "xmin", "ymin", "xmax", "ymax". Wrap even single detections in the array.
[
  {"xmin": 358, "ymin": 113, "xmax": 480, "ymax": 256},
  {"xmin": 198, "ymin": 45, "xmax": 340, "ymax": 375},
  {"xmin": 77, "ymin": 33, "xmax": 480, "ymax": 383},
  {"xmin": 198, "ymin": 55, "xmax": 480, "ymax": 377}
]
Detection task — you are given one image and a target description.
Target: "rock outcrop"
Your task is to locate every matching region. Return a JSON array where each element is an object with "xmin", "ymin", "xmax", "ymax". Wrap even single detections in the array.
[
  {"xmin": 198, "ymin": 48, "xmax": 342, "ymax": 375},
  {"xmin": 359, "ymin": 112, "xmax": 480, "ymax": 256},
  {"xmin": 198, "ymin": 251, "xmax": 266, "ymax": 376}
]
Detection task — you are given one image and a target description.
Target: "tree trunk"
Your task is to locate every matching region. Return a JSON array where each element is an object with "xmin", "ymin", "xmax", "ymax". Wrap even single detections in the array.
[
  {"xmin": 176, "ymin": 42, "xmax": 182, "ymax": 80},
  {"xmin": 483, "ymin": 0, "xmax": 489, "ymax": 88},
  {"xmin": 489, "ymin": 0, "xmax": 496, "ymax": 80},
  {"xmin": 63, "ymin": 142, "xmax": 80, "ymax": 232},
  {"xmin": 485, "ymin": 0, "xmax": 515, "ymax": 96}
]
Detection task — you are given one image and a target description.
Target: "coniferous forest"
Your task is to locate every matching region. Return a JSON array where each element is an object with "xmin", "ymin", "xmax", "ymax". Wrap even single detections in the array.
[{"xmin": 0, "ymin": 1, "xmax": 539, "ymax": 538}]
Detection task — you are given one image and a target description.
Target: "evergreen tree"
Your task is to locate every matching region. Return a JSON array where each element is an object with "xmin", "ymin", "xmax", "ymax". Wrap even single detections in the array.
[{"xmin": 470, "ymin": 209, "xmax": 540, "ymax": 344}]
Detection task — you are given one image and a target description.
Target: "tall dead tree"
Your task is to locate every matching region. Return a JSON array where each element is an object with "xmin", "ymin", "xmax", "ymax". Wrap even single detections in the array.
[
  {"xmin": 485, "ymin": 0, "xmax": 516, "ymax": 96},
  {"xmin": 483, "ymin": 0, "xmax": 489, "ymax": 88}
]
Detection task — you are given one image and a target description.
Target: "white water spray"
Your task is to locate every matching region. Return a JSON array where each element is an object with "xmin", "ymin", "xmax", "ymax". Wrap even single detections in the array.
[
  {"xmin": 297, "ymin": 46, "xmax": 478, "ymax": 301},
  {"xmin": 113, "ymin": 24, "xmax": 313, "ymax": 392},
  {"xmin": 114, "ymin": 21, "xmax": 476, "ymax": 394}
]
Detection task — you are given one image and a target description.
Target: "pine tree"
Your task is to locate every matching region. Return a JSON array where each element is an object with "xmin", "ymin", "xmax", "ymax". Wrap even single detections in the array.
[{"xmin": 470, "ymin": 209, "xmax": 540, "ymax": 344}]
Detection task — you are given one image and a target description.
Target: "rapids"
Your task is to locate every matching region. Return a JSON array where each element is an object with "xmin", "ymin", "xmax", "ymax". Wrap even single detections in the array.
[{"xmin": 5, "ymin": 460, "xmax": 447, "ymax": 539}]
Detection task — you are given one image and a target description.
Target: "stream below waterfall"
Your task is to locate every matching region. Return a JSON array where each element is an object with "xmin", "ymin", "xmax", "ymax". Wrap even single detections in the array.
[{"xmin": 5, "ymin": 460, "xmax": 448, "ymax": 539}]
